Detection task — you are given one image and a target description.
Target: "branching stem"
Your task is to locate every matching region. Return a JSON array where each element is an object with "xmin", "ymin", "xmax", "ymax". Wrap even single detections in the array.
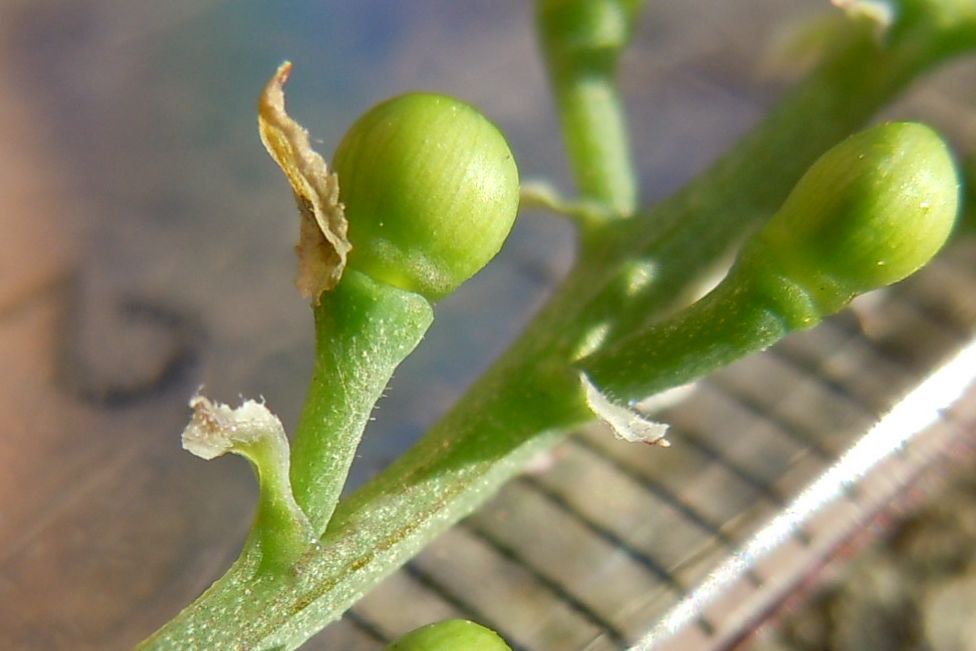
[{"xmin": 140, "ymin": 2, "xmax": 976, "ymax": 649}]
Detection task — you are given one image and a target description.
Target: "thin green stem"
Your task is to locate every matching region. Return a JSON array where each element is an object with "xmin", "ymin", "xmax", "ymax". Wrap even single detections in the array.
[
  {"xmin": 551, "ymin": 76, "xmax": 637, "ymax": 216},
  {"xmin": 240, "ymin": 432, "xmax": 317, "ymax": 573},
  {"xmin": 519, "ymin": 180, "xmax": 615, "ymax": 226},
  {"xmin": 181, "ymin": 396, "xmax": 314, "ymax": 572},
  {"xmin": 579, "ymin": 267, "xmax": 807, "ymax": 400},
  {"xmin": 537, "ymin": 0, "xmax": 644, "ymax": 216},
  {"xmin": 290, "ymin": 270, "xmax": 434, "ymax": 535}
]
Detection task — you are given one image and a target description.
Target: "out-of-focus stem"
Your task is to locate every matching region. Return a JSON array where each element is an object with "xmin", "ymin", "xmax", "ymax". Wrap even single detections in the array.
[{"xmin": 536, "ymin": 0, "xmax": 645, "ymax": 216}]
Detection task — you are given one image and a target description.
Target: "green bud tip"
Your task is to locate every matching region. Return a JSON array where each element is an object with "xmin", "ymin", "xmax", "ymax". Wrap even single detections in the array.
[
  {"xmin": 384, "ymin": 619, "xmax": 512, "ymax": 651},
  {"xmin": 332, "ymin": 93, "xmax": 520, "ymax": 301},
  {"xmin": 755, "ymin": 121, "xmax": 959, "ymax": 313}
]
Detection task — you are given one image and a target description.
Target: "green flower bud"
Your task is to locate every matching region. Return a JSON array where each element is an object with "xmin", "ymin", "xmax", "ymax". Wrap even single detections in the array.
[
  {"xmin": 579, "ymin": 121, "xmax": 960, "ymax": 401},
  {"xmin": 332, "ymin": 93, "xmax": 520, "ymax": 301},
  {"xmin": 385, "ymin": 619, "xmax": 512, "ymax": 651},
  {"xmin": 752, "ymin": 121, "xmax": 959, "ymax": 315}
]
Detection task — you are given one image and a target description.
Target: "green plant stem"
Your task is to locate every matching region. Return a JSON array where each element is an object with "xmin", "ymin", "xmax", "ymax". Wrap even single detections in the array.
[
  {"xmin": 181, "ymin": 395, "xmax": 314, "ymax": 573},
  {"xmin": 578, "ymin": 1, "xmax": 976, "ymax": 347},
  {"xmin": 140, "ymin": 4, "xmax": 976, "ymax": 649},
  {"xmin": 139, "ymin": 271, "xmax": 593, "ymax": 651},
  {"xmin": 580, "ymin": 264, "xmax": 810, "ymax": 399},
  {"xmin": 550, "ymin": 76, "xmax": 636, "ymax": 216},
  {"xmin": 537, "ymin": 0, "xmax": 644, "ymax": 216},
  {"xmin": 290, "ymin": 270, "xmax": 434, "ymax": 535},
  {"xmin": 238, "ymin": 430, "xmax": 317, "ymax": 572}
]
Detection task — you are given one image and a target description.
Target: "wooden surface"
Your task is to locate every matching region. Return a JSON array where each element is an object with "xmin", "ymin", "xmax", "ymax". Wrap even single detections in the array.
[{"xmin": 1, "ymin": 2, "xmax": 974, "ymax": 650}]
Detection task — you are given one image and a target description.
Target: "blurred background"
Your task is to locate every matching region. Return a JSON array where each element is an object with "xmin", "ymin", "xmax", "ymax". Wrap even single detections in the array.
[{"xmin": 1, "ymin": 1, "xmax": 974, "ymax": 649}]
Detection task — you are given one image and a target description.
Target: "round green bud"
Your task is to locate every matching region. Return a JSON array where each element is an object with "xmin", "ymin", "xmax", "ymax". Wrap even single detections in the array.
[
  {"xmin": 332, "ymin": 93, "xmax": 520, "ymax": 301},
  {"xmin": 385, "ymin": 619, "xmax": 512, "ymax": 651},
  {"xmin": 755, "ymin": 121, "xmax": 959, "ymax": 314}
]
